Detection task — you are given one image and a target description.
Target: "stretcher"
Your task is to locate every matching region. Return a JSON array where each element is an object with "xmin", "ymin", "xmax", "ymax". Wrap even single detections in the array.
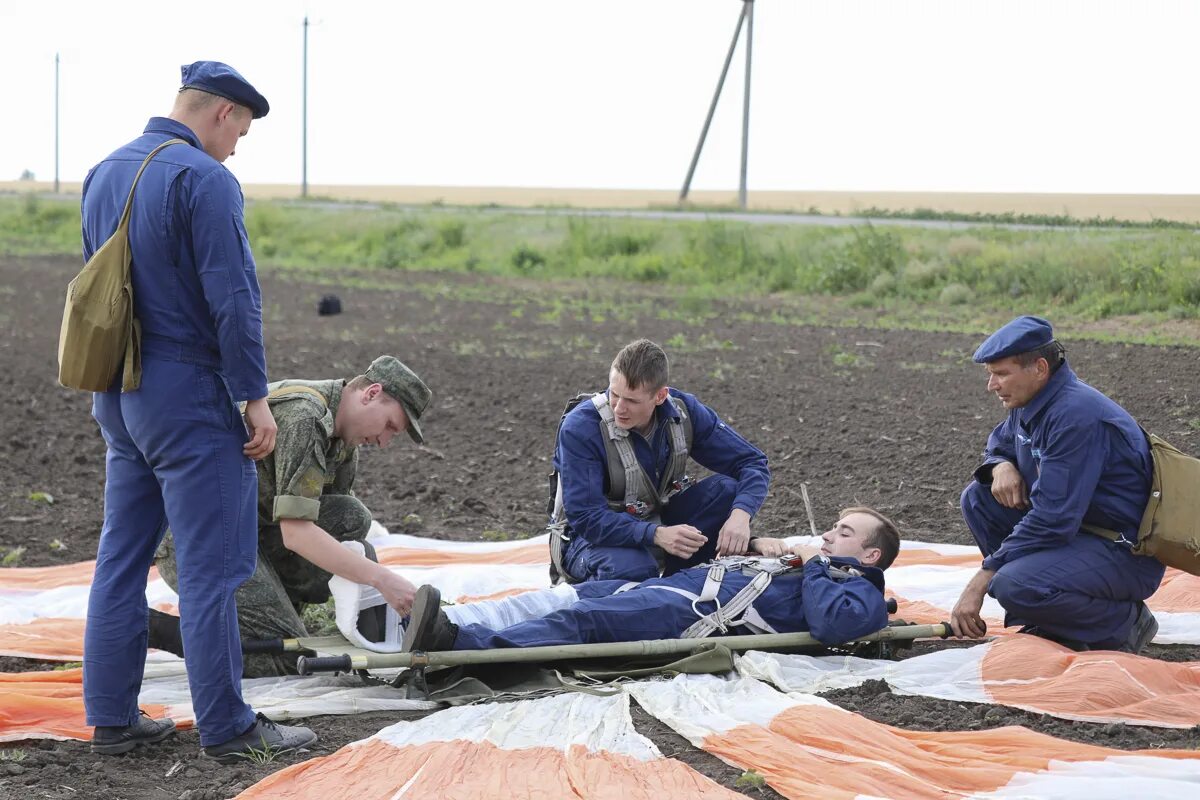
[{"xmin": 241, "ymin": 620, "xmax": 951, "ymax": 677}]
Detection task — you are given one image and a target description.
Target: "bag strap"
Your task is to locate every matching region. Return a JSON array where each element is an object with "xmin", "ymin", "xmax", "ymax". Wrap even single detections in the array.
[
  {"xmin": 115, "ymin": 138, "xmax": 188, "ymax": 235},
  {"xmin": 1081, "ymin": 523, "xmax": 1123, "ymax": 543},
  {"xmin": 118, "ymin": 138, "xmax": 187, "ymax": 392},
  {"xmin": 267, "ymin": 384, "xmax": 329, "ymax": 408}
]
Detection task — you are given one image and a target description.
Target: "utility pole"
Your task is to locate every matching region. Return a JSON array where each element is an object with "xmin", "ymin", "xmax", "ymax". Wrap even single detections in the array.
[
  {"xmin": 738, "ymin": 0, "xmax": 754, "ymax": 210},
  {"xmin": 679, "ymin": 0, "xmax": 755, "ymax": 209},
  {"xmin": 54, "ymin": 52, "xmax": 60, "ymax": 194},
  {"xmin": 302, "ymin": 15, "xmax": 309, "ymax": 198}
]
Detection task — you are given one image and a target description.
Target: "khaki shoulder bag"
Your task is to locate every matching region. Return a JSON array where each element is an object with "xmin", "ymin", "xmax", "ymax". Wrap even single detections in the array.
[
  {"xmin": 57, "ymin": 138, "xmax": 186, "ymax": 392},
  {"xmin": 1085, "ymin": 433, "xmax": 1200, "ymax": 576}
]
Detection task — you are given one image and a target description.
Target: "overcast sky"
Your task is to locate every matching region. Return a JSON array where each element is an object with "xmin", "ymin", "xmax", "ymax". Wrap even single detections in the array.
[{"xmin": 3, "ymin": 0, "xmax": 1196, "ymax": 193}]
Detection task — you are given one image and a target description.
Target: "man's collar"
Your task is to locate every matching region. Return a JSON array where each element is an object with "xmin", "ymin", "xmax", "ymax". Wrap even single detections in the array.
[
  {"xmin": 1019, "ymin": 361, "xmax": 1076, "ymax": 425},
  {"xmin": 143, "ymin": 117, "xmax": 203, "ymax": 150}
]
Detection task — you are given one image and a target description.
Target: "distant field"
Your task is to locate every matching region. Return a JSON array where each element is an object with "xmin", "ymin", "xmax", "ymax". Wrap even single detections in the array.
[{"xmin": 4, "ymin": 181, "xmax": 1200, "ymax": 223}]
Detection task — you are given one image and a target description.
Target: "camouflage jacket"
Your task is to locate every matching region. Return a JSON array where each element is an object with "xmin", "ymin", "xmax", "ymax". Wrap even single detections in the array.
[{"xmin": 258, "ymin": 379, "xmax": 358, "ymax": 527}]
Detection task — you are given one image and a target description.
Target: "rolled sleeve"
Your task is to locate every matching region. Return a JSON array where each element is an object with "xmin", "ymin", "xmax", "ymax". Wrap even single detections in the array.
[
  {"xmin": 190, "ymin": 170, "xmax": 268, "ymax": 401},
  {"xmin": 273, "ymin": 495, "xmax": 320, "ymax": 522}
]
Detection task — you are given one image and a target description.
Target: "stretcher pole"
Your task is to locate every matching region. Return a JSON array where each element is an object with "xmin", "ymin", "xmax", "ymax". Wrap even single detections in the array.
[{"xmin": 296, "ymin": 622, "xmax": 950, "ymax": 675}]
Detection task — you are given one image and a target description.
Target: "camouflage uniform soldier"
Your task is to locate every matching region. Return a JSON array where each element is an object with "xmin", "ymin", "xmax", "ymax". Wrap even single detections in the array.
[{"xmin": 154, "ymin": 355, "xmax": 431, "ymax": 676}]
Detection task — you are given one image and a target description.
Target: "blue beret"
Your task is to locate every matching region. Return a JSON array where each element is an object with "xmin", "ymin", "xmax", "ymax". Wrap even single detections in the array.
[
  {"xmin": 973, "ymin": 315, "xmax": 1055, "ymax": 363},
  {"xmin": 180, "ymin": 61, "xmax": 269, "ymax": 119}
]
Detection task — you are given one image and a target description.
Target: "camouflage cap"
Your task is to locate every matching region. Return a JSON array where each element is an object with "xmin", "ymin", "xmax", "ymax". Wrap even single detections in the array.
[{"xmin": 365, "ymin": 356, "xmax": 431, "ymax": 444}]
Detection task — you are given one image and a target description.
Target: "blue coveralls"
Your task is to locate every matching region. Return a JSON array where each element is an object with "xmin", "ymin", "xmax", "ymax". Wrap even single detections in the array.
[
  {"xmin": 557, "ymin": 388, "xmax": 770, "ymax": 582},
  {"xmin": 454, "ymin": 557, "xmax": 888, "ymax": 649},
  {"xmin": 81, "ymin": 118, "xmax": 266, "ymax": 745},
  {"xmin": 961, "ymin": 361, "xmax": 1165, "ymax": 649}
]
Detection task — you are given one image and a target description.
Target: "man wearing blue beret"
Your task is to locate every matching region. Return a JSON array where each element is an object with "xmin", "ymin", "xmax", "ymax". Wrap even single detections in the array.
[
  {"xmin": 81, "ymin": 61, "xmax": 316, "ymax": 761},
  {"xmin": 949, "ymin": 316, "xmax": 1164, "ymax": 654}
]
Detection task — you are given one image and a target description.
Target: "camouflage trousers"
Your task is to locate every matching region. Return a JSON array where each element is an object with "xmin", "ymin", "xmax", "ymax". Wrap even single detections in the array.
[{"xmin": 155, "ymin": 494, "xmax": 374, "ymax": 677}]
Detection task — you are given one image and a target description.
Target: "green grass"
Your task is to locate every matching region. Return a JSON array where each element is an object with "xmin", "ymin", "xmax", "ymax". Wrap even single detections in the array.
[
  {"xmin": 230, "ymin": 740, "xmax": 284, "ymax": 765},
  {"xmin": 300, "ymin": 598, "xmax": 338, "ymax": 636},
  {"xmin": 734, "ymin": 770, "xmax": 768, "ymax": 792},
  {"xmin": 6, "ymin": 195, "xmax": 1200, "ymax": 335},
  {"xmin": 1, "ymin": 547, "xmax": 25, "ymax": 567}
]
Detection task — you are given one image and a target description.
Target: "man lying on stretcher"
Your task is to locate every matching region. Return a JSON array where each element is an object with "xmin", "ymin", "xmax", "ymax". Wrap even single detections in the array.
[{"xmin": 397, "ymin": 507, "xmax": 901, "ymax": 653}]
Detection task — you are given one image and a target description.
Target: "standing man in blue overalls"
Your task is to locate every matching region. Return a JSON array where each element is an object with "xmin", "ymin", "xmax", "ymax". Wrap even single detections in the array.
[
  {"xmin": 950, "ymin": 316, "xmax": 1164, "ymax": 654},
  {"xmin": 82, "ymin": 61, "xmax": 316, "ymax": 762},
  {"xmin": 550, "ymin": 338, "xmax": 774, "ymax": 584}
]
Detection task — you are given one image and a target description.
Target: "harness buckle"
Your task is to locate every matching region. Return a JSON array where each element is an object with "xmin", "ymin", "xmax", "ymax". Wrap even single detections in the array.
[
  {"xmin": 625, "ymin": 500, "xmax": 650, "ymax": 517},
  {"xmin": 546, "ymin": 520, "xmax": 571, "ymax": 542}
]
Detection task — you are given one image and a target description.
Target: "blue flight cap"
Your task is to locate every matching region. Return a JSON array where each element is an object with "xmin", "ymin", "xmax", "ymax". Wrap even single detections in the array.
[
  {"xmin": 179, "ymin": 61, "xmax": 270, "ymax": 119},
  {"xmin": 973, "ymin": 315, "xmax": 1055, "ymax": 363}
]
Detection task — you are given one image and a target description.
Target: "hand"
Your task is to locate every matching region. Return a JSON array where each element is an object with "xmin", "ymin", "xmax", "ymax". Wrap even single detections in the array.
[
  {"xmin": 715, "ymin": 508, "xmax": 753, "ymax": 556},
  {"xmin": 748, "ymin": 537, "xmax": 789, "ymax": 557},
  {"xmin": 242, "ymin": 398, "xmax": 278, "ymax": 460},
  {"xmin": 373, "ymin": 568, "xmax": 418, "ymax": 616},
  {"xmin": 654, "ymin": 524, "xmax": 708, "ymax": 559},
  {"xmin": 788, "ymin": 544, "xmax": 823, "ymax": 563},
  {"xmin": 949, "ymin": 569, "xmax": 993, "ymax": 639},
  {"xmin": 990, "ymin": 462, "xmax": 1028, "ymax": 510}
]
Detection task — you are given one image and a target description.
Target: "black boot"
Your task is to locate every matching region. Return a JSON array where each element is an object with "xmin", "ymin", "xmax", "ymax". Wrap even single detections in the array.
[
  {"xmin": 403, "ymin": 585, "xmax": 458, "ymax": 652},
  {"xmin": 147, "ymin": 608, "xmax": 185, "ymax": 658}
]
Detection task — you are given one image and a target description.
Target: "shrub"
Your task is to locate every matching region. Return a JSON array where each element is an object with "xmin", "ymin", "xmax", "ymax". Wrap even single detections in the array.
[
  {"xmin": 939, "ymin": 282, "xmax": 974, "ymax": 305},
  {"xmin": 511, "ymin": 244, "xmax": 546, "ymax": 273}
]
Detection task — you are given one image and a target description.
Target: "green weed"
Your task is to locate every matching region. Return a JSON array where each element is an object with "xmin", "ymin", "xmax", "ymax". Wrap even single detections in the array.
[
  {"xmin": 734, "ymin": 770, "xmax": 768, "ymax": 791},
  {"xmin": 480, "ymin": 530, "xmax": 515, "ymax": 542},
  {"xmin": 301, "ymin": 598, "xmax": 337, "ymax": 636},
  {"xmin": 1, "ymin": 547, "xmax": 24, "ymax": 567},
  {"xmin": 232, "ymin": 740, "xmax": 284, "ymax": 765},
  {"xmin": 27, "ymin": 491, "xmax": 54, "ymax": 504},
  {"xmin": 827, "ymin": 344, "xmax": 869, "ymax": 368}
]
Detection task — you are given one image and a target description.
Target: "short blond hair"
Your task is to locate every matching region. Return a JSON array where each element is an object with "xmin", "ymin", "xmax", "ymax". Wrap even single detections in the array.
[
  {"xmin": 611, "ymin": 339, "xmax": 669, "ymax": 391},
  {"xmin": 174, "ymin": 87, "xmax": 251, "ymax": 118},
  {"xmin": 839, "ymin": 506, "xmax": 901, "ymax": 570}
]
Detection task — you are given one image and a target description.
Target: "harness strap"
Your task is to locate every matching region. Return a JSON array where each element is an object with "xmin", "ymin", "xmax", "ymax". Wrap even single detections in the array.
[
  {"xmin": 659, "ymin": 403, "xmax": 692, "ymax": 503},
  {"xmin": 680, "ymin": 569, "xmax": 774, "ymax": 639},
  {"xmin": 642, "ymin": 585, "xmax": 702, "ymax": 602},
  {"xmin": 696, "ymin": 563, "xmax": 725, "ymax": 604},
  {"xmin": 691, "ymin": 563, "xmax": 726, "ymax": 622},
  {"xmin": 591, "ymin": 392, "xmax": 695, "ymax": 518},
  {"xmin": 738, "ymin": 606, "xmax": 778, "ymax": 635},
  {"xmin": 592, "ymin": 393, "xmax": 658, "ymax": 517}
]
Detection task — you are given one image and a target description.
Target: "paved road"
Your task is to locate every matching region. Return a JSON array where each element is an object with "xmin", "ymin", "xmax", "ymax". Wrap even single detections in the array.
[
  {"xmin": 277, "ymin": 199, "xmax": 1130, "ymax": 232},
  {"xmin": 7, "ymin": 190, "xmax": 1162, "ymax": 232}
]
